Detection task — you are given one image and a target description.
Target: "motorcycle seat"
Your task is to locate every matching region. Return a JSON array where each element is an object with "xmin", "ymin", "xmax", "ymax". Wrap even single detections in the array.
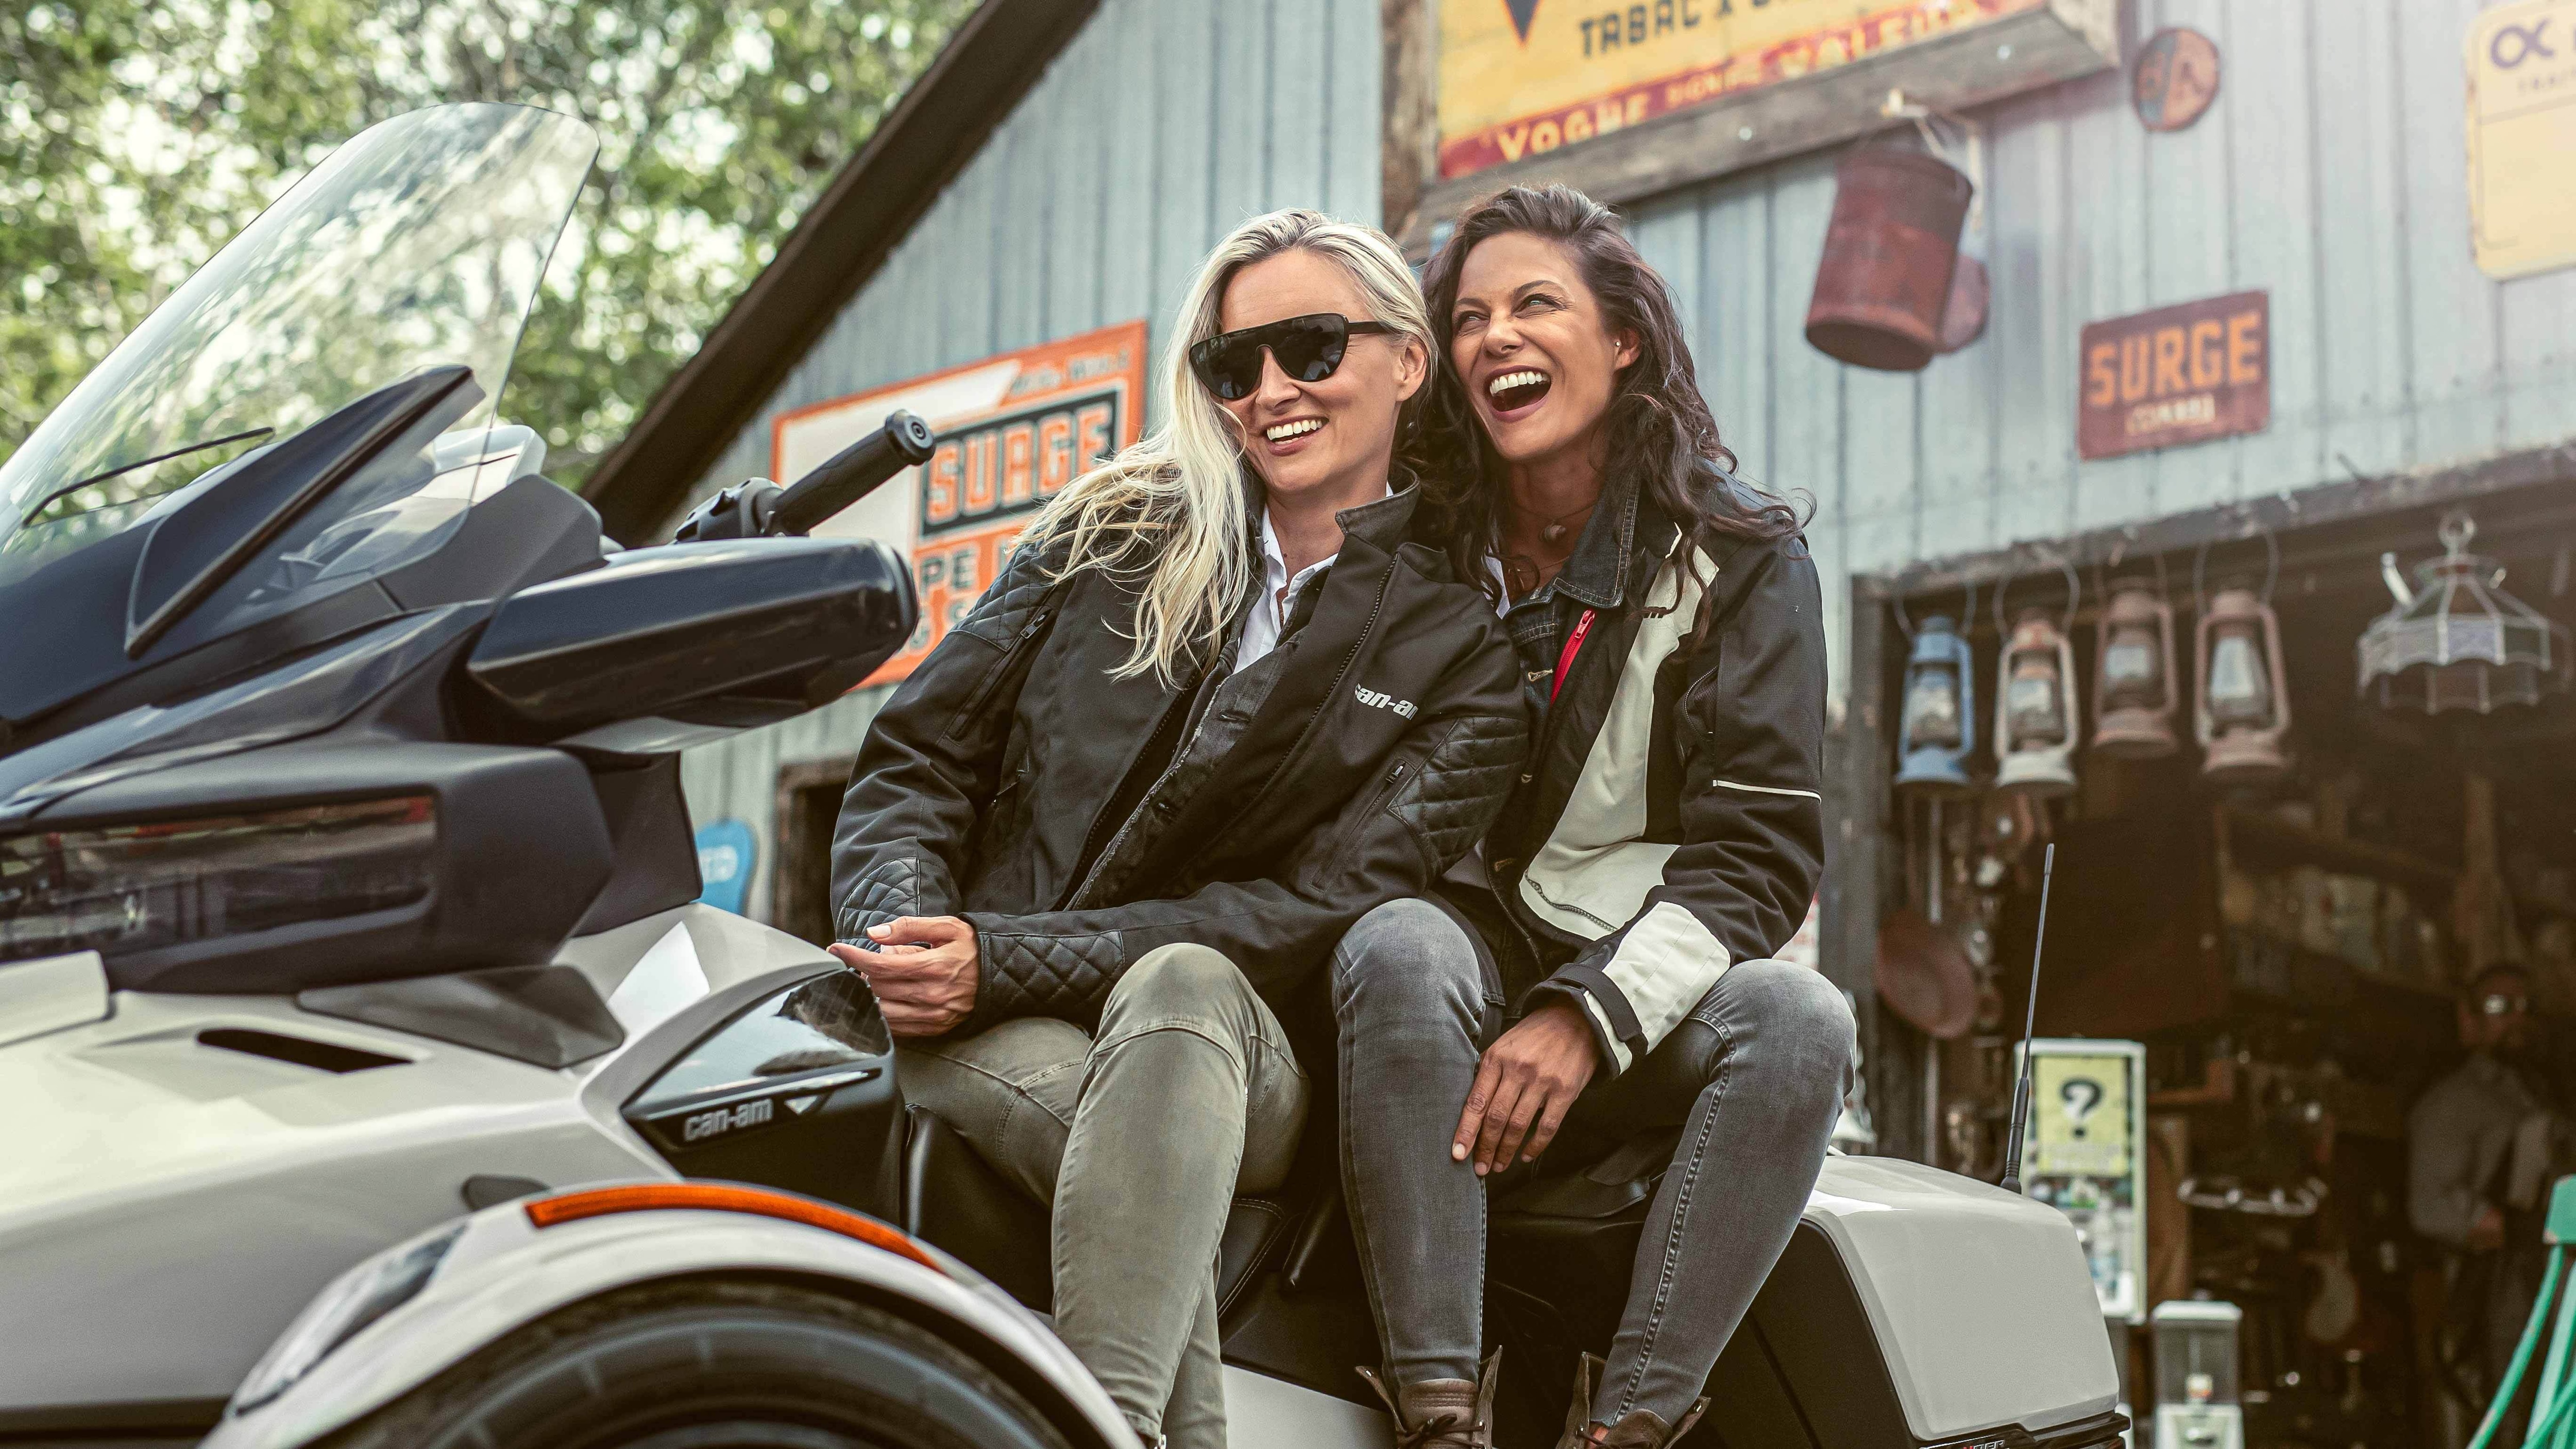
[{"xmin": 900, "ymin": 1105, "xmax": 1303, "ymax": 1317}]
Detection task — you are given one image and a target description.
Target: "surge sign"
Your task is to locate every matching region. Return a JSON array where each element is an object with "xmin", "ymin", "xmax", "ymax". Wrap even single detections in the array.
[{"xmin": 770, "ymin": 321, "xmax": 1147, "ymax": 684}]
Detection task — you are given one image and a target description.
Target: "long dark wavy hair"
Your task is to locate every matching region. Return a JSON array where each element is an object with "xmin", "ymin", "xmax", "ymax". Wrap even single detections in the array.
[{"xmin": 1418, "ymin": 184, "xmax": 1808, "ymax": 609}]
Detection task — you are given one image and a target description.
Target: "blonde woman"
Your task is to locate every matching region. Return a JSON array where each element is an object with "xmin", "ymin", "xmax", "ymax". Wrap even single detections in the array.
[{"xmin": 828, "ymin": 209, "xmax": 1527, "ymax": 1449}]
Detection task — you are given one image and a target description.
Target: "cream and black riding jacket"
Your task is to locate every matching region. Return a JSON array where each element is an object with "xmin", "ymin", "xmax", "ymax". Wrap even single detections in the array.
[{"xmin": 1477, "ymin": 477, "xmax": 1827, "ymax": 1075}]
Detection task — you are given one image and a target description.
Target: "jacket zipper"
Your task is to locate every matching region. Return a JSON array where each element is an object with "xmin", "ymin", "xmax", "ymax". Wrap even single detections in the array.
[
  {"xmin": 1222, "ymin": 557, "xmax": 1395, "ymax": 837},
  {"xmin": 946, "ymin": 604, "xmax": 1056, "ymax": 736}
]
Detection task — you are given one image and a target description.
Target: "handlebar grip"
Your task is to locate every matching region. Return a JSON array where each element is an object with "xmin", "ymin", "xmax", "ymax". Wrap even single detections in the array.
[{"xmin": 771, "ymin": 410, "xmax": 938, "ymax": 537}]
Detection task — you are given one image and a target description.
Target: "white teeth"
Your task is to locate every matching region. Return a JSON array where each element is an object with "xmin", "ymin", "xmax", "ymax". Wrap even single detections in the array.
[
  {"xmin": 1487, "ymin": 369, "xmax": 1548, "ymax": 398},
  {"xmin": 1265, "ymin": 418, "xmax": 1323, "ymax": 442}
]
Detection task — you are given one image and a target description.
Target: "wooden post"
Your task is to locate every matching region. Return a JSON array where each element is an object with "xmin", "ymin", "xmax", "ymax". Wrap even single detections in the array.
[{"xmin": 1380, "ymin": 0, "xmax": 1437, "ymax": 244}]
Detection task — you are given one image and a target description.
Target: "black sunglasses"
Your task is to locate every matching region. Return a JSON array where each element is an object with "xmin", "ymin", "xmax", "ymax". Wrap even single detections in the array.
[{"xmin": 1188, "ymin": 313, "xmax": 1393, "ymax": 401}]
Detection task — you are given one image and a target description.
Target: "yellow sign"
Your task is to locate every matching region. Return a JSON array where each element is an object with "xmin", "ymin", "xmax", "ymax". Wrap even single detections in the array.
[
  {"xmin": 2467, "ymin": 0, "xmax": 2576, "ymax": 279},
  {"xmin": 2030, "ymin": 1051, "xmax": 2131, "ymax": 1179},
  {"xmin": 1435, "ymin": 0, "xmax": 2043, "ymax": 180}
]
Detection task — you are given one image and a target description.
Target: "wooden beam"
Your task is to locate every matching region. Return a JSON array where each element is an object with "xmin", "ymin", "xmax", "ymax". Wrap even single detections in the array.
[{"xmin": 1380, "ymin": 0, "xmax": 1438, "ymax": 241}]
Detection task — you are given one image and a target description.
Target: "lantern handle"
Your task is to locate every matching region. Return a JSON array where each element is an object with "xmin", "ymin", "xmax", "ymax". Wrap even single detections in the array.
[
  {"xmin": 1891, "ymin": 578, "xmax": 1976, "ymax": 642},
  {"xmin": 2192, "ymin": 528, "xmax": 2281, "ymax": 612},
  {"xmin": 1994, "ymin": 555, "xmax": 2080, "ymax": 637},
  {"xmin": 2093, "ymin": 550, "xmax": 2174, "ymax": 609}
]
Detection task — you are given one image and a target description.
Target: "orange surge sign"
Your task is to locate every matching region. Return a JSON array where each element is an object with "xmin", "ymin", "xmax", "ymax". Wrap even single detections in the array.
[
  {"xmin": 2076, "ymin": 292, "xmax": 2269, "ymax": 461},
  {"xmin": 770, "ymin": 320, "xmax": 1147, "ymax": 683},
  {"xmin": 1436, "ymin": 0, "xmax": 2045, "ymax": 180}
]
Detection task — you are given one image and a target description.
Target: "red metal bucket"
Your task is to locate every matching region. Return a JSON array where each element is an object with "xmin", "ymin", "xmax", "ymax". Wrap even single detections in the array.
[{"xmin": 1805, "ymin": 145, "xmax": 1974, "ymax": 372}]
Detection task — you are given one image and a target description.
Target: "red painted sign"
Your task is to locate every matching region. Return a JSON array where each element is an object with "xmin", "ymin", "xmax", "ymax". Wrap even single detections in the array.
[{"xmin": 2077, "ymin": 291, "xmax": 2269, "ymax": 461}]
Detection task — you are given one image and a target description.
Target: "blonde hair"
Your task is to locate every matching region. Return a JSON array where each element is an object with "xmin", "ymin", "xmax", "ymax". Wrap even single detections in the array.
[{"xmin": 1014, "ymin": 208, "xmax": 1434, "ymax": 685}]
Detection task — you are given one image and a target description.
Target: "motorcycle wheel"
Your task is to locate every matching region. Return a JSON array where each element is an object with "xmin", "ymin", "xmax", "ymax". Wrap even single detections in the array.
[{"xmin": 319, "ymin": 1278, "xmax": 1075, "ymax": 1449}]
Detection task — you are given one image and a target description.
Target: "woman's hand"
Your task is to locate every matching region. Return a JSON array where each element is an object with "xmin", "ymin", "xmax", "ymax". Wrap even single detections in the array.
[
  {"xmin": 1453, "ymin": 996, "xmax": 1600, "ymax": 1175},
  {"xmin": 827, "ymin": 916, "xmax": 979, "ymax": 1038}
]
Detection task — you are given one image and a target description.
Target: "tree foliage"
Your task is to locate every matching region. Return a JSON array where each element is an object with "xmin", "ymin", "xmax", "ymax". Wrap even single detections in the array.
[{"xmin": 0, "ymin": 0, "xmax": 977, "ymax": 484}]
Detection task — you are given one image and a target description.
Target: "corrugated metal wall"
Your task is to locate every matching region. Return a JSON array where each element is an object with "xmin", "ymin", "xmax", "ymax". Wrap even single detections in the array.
[
  {"xmin": 1621, "ymin": 0, "xmax": 2576, "ymax": 707},
  {"xmin": 675, "ymin": 0, "xmax": 1383, "ymax": 923},
  {"xmin": 671, "ymin": 0, "xmax": 2576, "ymax": 925}
]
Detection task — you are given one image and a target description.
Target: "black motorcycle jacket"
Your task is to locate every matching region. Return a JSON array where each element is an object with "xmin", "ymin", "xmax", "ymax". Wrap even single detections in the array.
[
  {"xmin": 1477, "ymin": 475, "xmax": 1826, "ymax": 1078},
  {"xmin": 831, "ymin": 483, "xmax": 1528, "ymax": 1032}
]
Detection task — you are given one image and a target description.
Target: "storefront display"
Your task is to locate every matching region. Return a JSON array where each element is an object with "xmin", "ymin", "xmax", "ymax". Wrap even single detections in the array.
[{"xmin": 1882, "ymin": 481, "xmax": 2576, "ymax": 1447}]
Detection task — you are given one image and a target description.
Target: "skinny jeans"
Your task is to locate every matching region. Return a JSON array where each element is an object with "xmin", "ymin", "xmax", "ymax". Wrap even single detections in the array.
[
  {"xmin": 1331, "ymin": 895, "xmax": 1853, "ymax": 1428},
  {"xmin": 897, "ymin": 943, "xmax": 1308, "ymax": 1449}
]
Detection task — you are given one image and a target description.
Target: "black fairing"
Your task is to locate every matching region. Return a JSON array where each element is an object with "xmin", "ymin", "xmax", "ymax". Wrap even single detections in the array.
[
  {"xmin": 125, "ymin": 367, "xmax": 477, "ymax": 658},
  {"xmin": 465, "ymin": 536, "xmax": 915, "ymax": 738},
  {"xmin": 2, "ymin": 349, "xmax": 912, "ymax": 996},
  {"xmin": 1, "ymin": 466, "xmax": 603, "ymax": 754},
  {"xmin": 32, "ymin": 742, "xmax": 613, "ymax": 993},
  {"xmin": 623, "ymin": 968, "xmax": 905, "ymax": 1221}
]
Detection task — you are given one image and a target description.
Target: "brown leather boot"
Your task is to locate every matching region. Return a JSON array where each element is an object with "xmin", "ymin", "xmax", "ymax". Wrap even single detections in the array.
[
  {"xmin": 1553, "ymin": 1353, "xmax": 1709, "ymax": 1449},
  {"xmin": 1355, "ymin": 1348, "xmax": 1502, "ymax": 1449}
]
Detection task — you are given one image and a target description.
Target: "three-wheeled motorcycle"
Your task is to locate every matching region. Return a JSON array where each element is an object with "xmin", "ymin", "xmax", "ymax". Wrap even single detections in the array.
[{"xmin": 0, "ymin": 103, "xmax": 2126, "ymax": 1449}]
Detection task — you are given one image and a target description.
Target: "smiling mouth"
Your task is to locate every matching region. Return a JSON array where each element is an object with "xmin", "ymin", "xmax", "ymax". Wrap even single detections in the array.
[
  {"xmin": 1265, "ymin": 418, "xmax": 1323, "ymax": 443},
  {"xmin": 1486, "ymin": 369, "xmax": 1551, "ymax": 413}
]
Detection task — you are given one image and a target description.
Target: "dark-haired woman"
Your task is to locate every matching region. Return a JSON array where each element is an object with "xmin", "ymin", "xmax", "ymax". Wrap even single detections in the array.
[{"xmin": 1330, "ymin": 185, "xmax": 1852, "ymax": 1449}]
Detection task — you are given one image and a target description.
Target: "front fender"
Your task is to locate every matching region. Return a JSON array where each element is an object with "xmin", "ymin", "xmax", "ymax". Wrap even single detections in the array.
[{"xmin": 202, "ymin": 1185, "xmax": 1129, "ymax": 1449}]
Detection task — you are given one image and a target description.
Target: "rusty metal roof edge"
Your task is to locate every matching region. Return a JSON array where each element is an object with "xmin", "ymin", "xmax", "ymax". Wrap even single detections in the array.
[
  {"xmin": 581, "ymin": 0, "xmax": 1105, "ymax": 544},
  {"xmin": 1862, "ymin": 439, "xmax": 2576, "ymax": 600}
]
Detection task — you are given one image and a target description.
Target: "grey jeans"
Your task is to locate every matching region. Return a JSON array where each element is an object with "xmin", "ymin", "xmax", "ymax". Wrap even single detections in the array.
[
  {"xmin": 897, "ymin": 943, "xmax": 1309, "ymax": 1449},
  {"xmin": 1332, "ymin": 896, "xmax": 1854, "ymax": 1427}
]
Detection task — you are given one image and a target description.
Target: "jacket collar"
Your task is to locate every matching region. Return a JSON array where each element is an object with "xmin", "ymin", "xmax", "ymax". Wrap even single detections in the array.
[
  {"xmin": 1548, "ymin": 470, "xmax": 1659, "ymax": 611},
  {"xmin": 1241, "ymin": 469, "xmax": 1425, "ymax": 562}
]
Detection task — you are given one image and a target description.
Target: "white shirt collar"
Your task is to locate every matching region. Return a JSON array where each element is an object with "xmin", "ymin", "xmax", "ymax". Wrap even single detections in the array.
[{"xmin": 1238, "ymin": 482, "xmax": 1393, "ymax": 672}]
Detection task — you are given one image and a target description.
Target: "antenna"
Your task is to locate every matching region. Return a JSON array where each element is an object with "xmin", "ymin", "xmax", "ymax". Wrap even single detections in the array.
[{"xmin": 1997, "ymin": 842, "xmax": 2057, "ymax": 1197}]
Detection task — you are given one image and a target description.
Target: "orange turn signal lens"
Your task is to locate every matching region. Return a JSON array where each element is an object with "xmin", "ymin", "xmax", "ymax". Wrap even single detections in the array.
[{"xmin": 522, "ymin": 1182, "xmax": 943, "ymax": 1274}]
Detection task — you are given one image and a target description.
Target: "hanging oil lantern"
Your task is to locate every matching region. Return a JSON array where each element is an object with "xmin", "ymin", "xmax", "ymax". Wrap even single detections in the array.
[
  {"xmin": 1995, "ymin": 608, "xmax": 2079, "ymax": 797},
  {"xmin": 1805, "ymin": 139, "xmax": 1974, "ymax": 372},
  {"xmin": 1896, "ymin": 613, "xmax": 1976, "ymax": 795},
  {"xmin": 2196, "ymin": 586, "xmax": 2291, "ymax": 783},
  {"xmin": 2092, "ymin": 574, "xmax": 2179, "ymax": 758},
  {"xmin": 2358, "ymin": 509, "xmax": 2572, "ymax": 718}
]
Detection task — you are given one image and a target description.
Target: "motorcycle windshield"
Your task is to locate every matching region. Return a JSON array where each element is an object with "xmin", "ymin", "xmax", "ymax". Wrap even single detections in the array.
[{"xmin": 0, "ymin": 103, "xmax": 597, "ymax": 607}]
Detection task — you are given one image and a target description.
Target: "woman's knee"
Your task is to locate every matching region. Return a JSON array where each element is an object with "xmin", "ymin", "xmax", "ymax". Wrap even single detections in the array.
[
  {"xmin": 1104, "ymin": 943, "xmax": 1255, "ymax": 1027},
  {"xmin": 1720, "ymin": 960, "xmax": 1855, "ymax": 1090},
  {"xmin": 1330, "ymin": 897, "xmax": 1485, "ymax": 1024}
]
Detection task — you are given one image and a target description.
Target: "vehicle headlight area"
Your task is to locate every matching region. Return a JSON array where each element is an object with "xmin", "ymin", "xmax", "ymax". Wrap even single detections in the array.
[
  {"xmin": 0, "ymin": 796, "xmax": 436, "ymax": 963},
  {"xmin": 229, "ymin": 1218, "xmax": 467, "ymax": 1416}
]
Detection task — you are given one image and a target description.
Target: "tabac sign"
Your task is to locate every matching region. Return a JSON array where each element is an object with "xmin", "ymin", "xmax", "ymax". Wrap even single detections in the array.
[
  {"xmin": 2077, "ymin": 291, "xmax": 2269, "ymax": 462},
  {"xmin": 771, "ymin": 321, "xmax": 1146, "ymax": 683},
  {"xmin": 1402, "ymin": 0, "xmax": 2116, "ymax": 243},
  {"xmin": 1438, "ymin": 0, "xmax": 2047, "ymax": 180}
]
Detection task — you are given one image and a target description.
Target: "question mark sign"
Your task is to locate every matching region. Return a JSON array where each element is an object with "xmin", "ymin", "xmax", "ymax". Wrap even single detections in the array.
[{"xmin": 2060, "ymin": 1078, "xmax": 2105, "ymax": 1139}]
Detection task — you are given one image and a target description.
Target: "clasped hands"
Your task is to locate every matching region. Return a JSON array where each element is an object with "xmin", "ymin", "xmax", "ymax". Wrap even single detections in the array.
[{"xmin": 827, "ymin": 915, "xmax": 979, "ymax": 1038}]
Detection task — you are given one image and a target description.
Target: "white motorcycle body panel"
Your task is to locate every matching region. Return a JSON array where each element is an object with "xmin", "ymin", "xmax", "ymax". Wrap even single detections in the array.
[
  {"xmin": 5, "ymin": 896, "xmax": 2114, "ymax": 1449},
  {"xmin": 1806, "ymin": 1156, "xmax": 2123, "ymax": 1440},
  {"xmin": 202, "ymin": 1203, "xmax": 1138, "ymax": 1449},
  {"xmin": 0, "ymin": 905, "xmax": 814, "ymax": 1417}
]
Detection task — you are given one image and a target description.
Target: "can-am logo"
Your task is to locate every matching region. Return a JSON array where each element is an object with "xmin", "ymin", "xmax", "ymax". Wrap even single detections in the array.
[{"xmin": 1354, "ymin": 686, "xmax": 1417, "ymax": 719}]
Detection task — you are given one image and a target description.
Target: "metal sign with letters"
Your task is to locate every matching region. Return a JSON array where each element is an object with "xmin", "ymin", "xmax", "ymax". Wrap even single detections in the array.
[
  {"xmin": 2467, "ymin": 0, "xmax": 2576, "ymax": 280},
  {"xmin": 1402, "ymin": 0, "xmax": 2116, "ymax": 244},
  {"xmin": 2077, "ymin": 291, "xmax": 2269, "ymax": 461},
  {"xmin": 770, "ymin": 321, "xmax": 1147, "ymax": 684}
]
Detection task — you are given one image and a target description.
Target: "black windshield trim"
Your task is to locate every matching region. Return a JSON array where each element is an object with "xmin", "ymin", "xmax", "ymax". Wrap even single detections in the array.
[{"xmin": 18, "ymin": 428, "xmax": 276, "ymax": 526}]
